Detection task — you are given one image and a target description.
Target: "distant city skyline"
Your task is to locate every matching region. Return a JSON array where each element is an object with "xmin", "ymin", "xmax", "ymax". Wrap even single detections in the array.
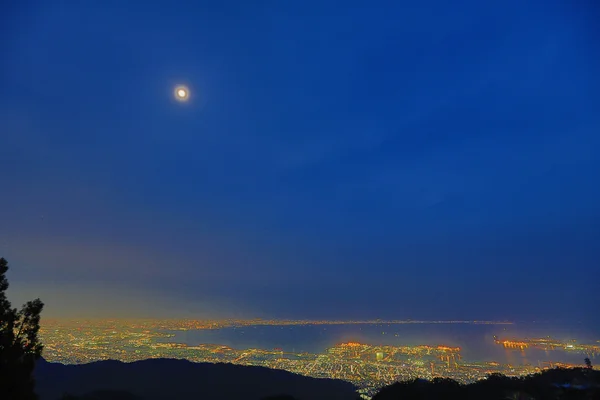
[{"xmin": 39, "ymin": 319, "xmax": 599, "ymax": 396}]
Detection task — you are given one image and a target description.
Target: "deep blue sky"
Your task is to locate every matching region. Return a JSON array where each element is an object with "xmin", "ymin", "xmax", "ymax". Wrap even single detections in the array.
[{"xmin": 1, "ymin": 1, "xmax": 599, "ymax": 323}]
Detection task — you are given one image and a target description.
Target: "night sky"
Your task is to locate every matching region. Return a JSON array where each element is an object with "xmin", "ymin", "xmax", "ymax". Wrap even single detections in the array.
[{"xmin": 1, "ymin": 1, "xmax": 599, "ymax": 323}]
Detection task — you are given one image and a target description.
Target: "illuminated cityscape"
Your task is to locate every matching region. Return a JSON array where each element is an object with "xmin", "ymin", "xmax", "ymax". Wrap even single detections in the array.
[
  {"xmin": 3, "ymin": 1, "xmax": 599, "ymax": 398},
  {"xmin": 494, "ymin": 336, "xmax": 600, "ymax": 358},
  {"xmin": 39, "ymin": 319, "xmax": 597, "ymax": 396}
]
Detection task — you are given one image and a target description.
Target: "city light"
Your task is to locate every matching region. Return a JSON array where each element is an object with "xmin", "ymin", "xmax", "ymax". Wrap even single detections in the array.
[{"xmin": 39, "ymin": 319, "xmax": 597, "ymax": 396}]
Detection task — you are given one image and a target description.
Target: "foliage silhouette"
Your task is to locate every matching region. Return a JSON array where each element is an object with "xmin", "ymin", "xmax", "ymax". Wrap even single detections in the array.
[
  {"xmin": 0, "ymin": 257, "xmax": 45, "ymax": 400},
  {"xmin": 372, "ymin": 367, "xmax": 600, "ymax": 400}
]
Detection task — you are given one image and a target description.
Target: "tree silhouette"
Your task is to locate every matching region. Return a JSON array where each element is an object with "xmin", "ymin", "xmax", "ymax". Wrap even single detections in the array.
[
  {"xmin": 0, "ymin": 257, "xmax": 45, "ymax": 400},
  {"xmin": 584, "ymin": 357, "xmax": 592, "ymax": 369}
]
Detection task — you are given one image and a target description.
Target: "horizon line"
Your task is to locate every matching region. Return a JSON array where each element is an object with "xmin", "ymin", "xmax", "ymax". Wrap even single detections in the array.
[{"xmin": 40, "ymin": 318, "xmax": 515, "ymax": 325}]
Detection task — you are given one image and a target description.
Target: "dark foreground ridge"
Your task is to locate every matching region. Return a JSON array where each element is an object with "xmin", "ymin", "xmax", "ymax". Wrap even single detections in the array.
[
  {"xmin": 34, "ymin": 357, "xmax": 358, "ymax": 400},
  {"xmin": 373, "ymin": 367, "xmax": 600, "ymax": 400},
  {"xmin": 35, "ymin": 358, "xmax": 600, "ymax": 400}
]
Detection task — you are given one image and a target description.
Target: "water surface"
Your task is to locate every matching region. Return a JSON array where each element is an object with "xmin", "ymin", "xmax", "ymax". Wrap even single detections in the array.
[{"xmin": 170, "ymin": 322, "xmax": 599, "ymax": 365}]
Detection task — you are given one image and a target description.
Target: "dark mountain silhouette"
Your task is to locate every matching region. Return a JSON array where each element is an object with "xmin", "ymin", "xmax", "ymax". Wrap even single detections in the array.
[
  {"xmin": 373, "ymin": 367, "xmax": 600, "ymax": 400},
  {"xmin": 34, "ymin": 354, "xmax": 600, "ymax": 400},
  {"xmin": 34, "ymin": 358, "xmax": 357, "ymax": 400},
  {"xmin": 61, "ymin": 392, "xmax": 301, "ymax": 400},
  {"xmin": 60, "ymin": 390, "xmax": 142, "ymax": 400}
]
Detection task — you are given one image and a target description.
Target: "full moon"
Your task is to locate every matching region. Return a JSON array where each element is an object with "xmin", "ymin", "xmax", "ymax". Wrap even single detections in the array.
[{"xmin": 174, "ymin": 85, "xmax": 190, "ymax": 102}]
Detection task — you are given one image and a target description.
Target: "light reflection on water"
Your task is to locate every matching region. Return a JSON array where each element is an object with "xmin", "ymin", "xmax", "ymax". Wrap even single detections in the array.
[{"xmin": 168, "ymin": 323, "xmax": 599, "ymax": 365}]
